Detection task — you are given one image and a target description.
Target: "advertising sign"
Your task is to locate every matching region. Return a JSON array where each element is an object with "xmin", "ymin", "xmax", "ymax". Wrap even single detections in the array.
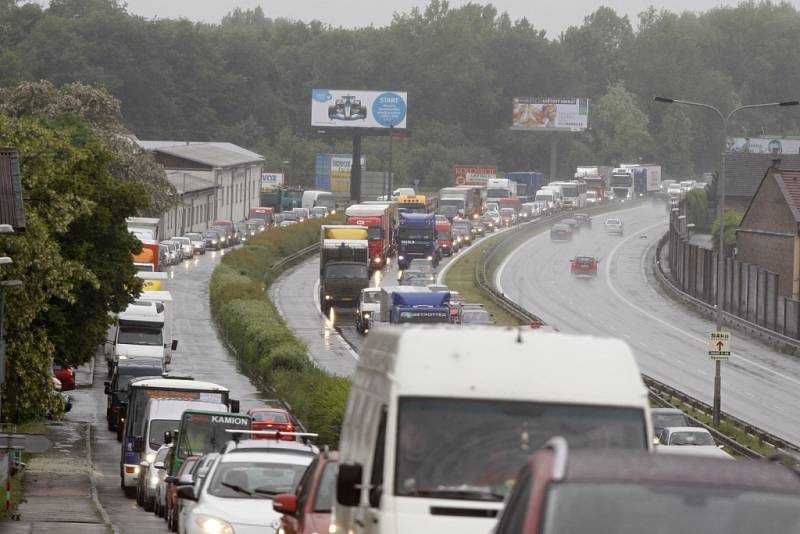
[
  {"xmin": 728, "ymin": 137, "xmax": 800, "ymax": 155},
  {"xmin": 260, "ymin": 172, "xmax": 284, "ymax": 191},
  {"xmin": 454, "ymin": 165, "xmax": 497, "ymax": 186},
  {"xmin": 311, "ymin": 89, "xmax": 408, "ymax": 129},
  {"xmin": 323, "ymin": 156, "xmax": 367, "ymax": 194},
  {"xmin": 512, "ymin": 97, "xmax": 590, "ymax": 131}
]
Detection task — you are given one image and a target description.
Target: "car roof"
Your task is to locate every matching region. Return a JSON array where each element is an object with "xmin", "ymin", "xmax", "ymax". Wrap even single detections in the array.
[
  {"xmin": 552, "ymin": 223, "xmax": 569, "ymax": 229},
  {"xmin": 662, "ymin": 426, "xmax": 710, "ymax": 434},
  {"xmin": 222, "ymin": 438, "xmax": 318, "ymax": 456},
  {"xmin": 559, "ymin": 449, "xmax": 800, "ymax": 491},
  {"xmin": 606, "ymin": 218, "xmax": 621, "ymax": 223},
  {"xmin": 651, "ymin": 407, "xmax": 686, "ymax": 415}
]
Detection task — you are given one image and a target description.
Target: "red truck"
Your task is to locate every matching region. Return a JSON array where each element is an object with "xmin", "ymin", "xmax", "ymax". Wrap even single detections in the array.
[
  {"xmin": 249, "ymin": 207, "xmax": 274, "ymax": 228},
  {"xmin": 436, "ymin": 219, "xmax": 455, "ymax": 256},
  {"xmin": 345, "ymin": 204, "xmax": 392, "ymax": 271}
]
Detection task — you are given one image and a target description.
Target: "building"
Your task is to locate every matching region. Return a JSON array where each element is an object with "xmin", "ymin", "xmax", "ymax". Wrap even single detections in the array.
[
  {"xmin": 736, "ymin": 164, "xmax": 800, "ymax": 298},
  {"xmin": 137, "ymin": 141, "xmax": 264, "ymax": 239},
  {"xmin": 723, "ymin": 153, "xmax": 800, "ymax": 211}
]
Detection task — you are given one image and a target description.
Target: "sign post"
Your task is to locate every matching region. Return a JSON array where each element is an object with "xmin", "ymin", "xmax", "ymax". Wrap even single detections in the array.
[{"xmin": 708, "ymin": 331, "xmax": 731, "ymax": 426}]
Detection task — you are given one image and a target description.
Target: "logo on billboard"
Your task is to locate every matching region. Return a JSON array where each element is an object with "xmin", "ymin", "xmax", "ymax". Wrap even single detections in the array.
[
  {"xmin": 729, "ymin": 137, "xmax": 800, "ymax": 155},
  {"xmin": 454, "ymin": 165, "xmax": 497, "ymax": 186},
  {"xmin": 261, "ymin": 173, "xmax": 284, "ymax": 191},
  {"xmin": 511, "ymin": 97, "xmax": 589, "ymax": 131},
  {"xmin": 311, "ymin": 89, "xmax": 408, "ymax": 129}
]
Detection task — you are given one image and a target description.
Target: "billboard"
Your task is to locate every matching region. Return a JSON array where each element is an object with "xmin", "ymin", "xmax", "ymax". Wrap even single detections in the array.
[
  {"xmin": 311, "ymin": 89, "xmax": 408, "ymax": 129},
  {"xmin": 454, "ymin": 165, "xmax": 497, "ymax": 186},
  {"xmin": 728, "ymin": 137, "xmax": 800, "ymax": 155},
  {"xmin": 260, "ymin": 172, "xmax": 284, "ymax": 191},
  {"xmin": 314, "ymin": 154, "xmax": 367, "ymax": 194},
  {"xmin": 511, "ymin": 97, "xmax": 590, "ymax": 131}
]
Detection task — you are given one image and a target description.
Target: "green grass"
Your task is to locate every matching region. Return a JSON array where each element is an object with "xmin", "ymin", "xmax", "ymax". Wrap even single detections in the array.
[{"xmin": 445, "ymin": 237, "xmax": 525, "ymax": 327}]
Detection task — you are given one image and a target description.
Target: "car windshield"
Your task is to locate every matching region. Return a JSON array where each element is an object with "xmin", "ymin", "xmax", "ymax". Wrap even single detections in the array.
[
  {"xmin": 117, "ymin": 369, "xmax": 162, "ymax": 393},
  {"xmin": 367, "ymin": 226, "xmax": 383, "ymax": 240},
  {"xmin": 325, "ymin": 264, "xmax": 368, "ymax": 279},
  {"xmin": 251, "ymin": 410, "xmax": 289, "ymax": 423},
  {"xmin": 282, "ymin": 212, "xmax": 299, "ymax": 221},
  {"xmin": 117, "ymin": 326, "xmax": 162, "ymax": 346},
  {"xmin": 149, "ymin": 419, "xmax": 179, "ymax": 450},
  {"xmin": 408, "ymin": 261, "xmax": 432, "ymax": 273},
  {"xmin": 177, "ymin": 414, "xmax": 251, "ymax": 459},
  {"xmin": 395, "ymin": 398, "xmax": 646, "ymax": 500},
  {"xmin": 607, "ymin": 219, "xmax": 621, "ymax": 225},
  {"xmin": 207, "ymin": 461, "xmax": 308, "ymax": 499},
  {"xmin": 653, "ymin": 413, "xmax": 688, "ymax": 430},
  {"xmin": 134, "ymin": 264, "xmax": 154, "ymax": 272},
  {"xmin": 398, "ymin": 228, "xmax": 433, "ymax": 240},
  {"xmin": 542, "ymin": 482, "xmax": 800, "ymax": 534},
  {"xmin": 314, "ymin": 462, "xmax": 338, "ymax": 512},
  {"xmin": 362, "ymin": 291, "xmax": 381, "ymax": 304},
  {"xmin": 669, "ymin": 431, "xmax": 715, "ymax": 446},
  {"xmin": 461, "ymin": 311, "xmax": 492, "ymax": 324}
]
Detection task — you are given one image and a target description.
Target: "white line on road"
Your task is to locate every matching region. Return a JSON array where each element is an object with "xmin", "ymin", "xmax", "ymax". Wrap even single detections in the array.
[{"xmin": 604, "ymin": 222, "xmax": 800, "ymax": 388}]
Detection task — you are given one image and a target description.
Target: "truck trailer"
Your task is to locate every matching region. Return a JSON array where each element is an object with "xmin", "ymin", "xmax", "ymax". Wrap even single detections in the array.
[{"xmin": 505, "ymin": 172, "xmax": 545, "ymax": 202}]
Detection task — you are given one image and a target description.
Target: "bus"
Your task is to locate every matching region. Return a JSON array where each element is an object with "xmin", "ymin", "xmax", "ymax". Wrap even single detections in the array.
[
  {"xmin": 170, "ymin": 409, "xmax": 252, "ymax": 474},
  {"xmin": 398, "ymin": 195, "xmax": 429, "ymax": 213},
  {"xmin": 119, "ymin": 377, "xmax": 236, "ymax": 496},
  {"xmin": 551, "ymin": 180, "xmax": 587, "ymax": 209}
]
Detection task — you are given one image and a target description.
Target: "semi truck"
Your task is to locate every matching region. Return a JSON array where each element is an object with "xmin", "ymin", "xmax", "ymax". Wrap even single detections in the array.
[
  {"xmin": 345, "ymin": 204, "xmax": 393, "ymax": 271},
  {"xmin": 378, "ymin": 286, "xmax": 451, "ymax": 324},
  {"xmin": 397, "ymin": 212, "xmax": 438, "ymax": 270},
  {"xmin": 505, "ymin": 172, "xmax": 545, "ymax": 202},
  {"xmin": 575, "ymin": 166, "xmax": 612, "ymax": 202},
  {"xmin": 436, "ymin": 219, "xmax": 454, "ymax": 256},
  {"xmin": 248, "ymin": 207, "xmax": 275, "ymax": 228},
  {"xmin": 486, "ymin": 178, "xmax": 518, "ymax": 201},
  {"xmin": 319, "ymin": 225, "xmax": 370, "ymax": 314},
  {"xmin": 437, "ymin": 186, "xmax": 482, "ymax": 220}
]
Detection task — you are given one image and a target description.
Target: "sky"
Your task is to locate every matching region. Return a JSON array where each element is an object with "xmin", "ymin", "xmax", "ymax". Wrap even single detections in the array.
[{"xmin": 114, "ymin": 0, "xmax": 800, "ymax": 36}]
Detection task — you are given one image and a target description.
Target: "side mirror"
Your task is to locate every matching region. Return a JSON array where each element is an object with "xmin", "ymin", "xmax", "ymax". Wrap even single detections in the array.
[
  {"xmin": 171, "ymin": 340, "xmax": 178, "ymax": 351},
  {"xmin": 104, "ymin": 382, "xmax": 111, "ymax": 395},
  {"xmin": 176, "ymin": 485, "xmax": 198, "ymax": 502},
  {"xmin": 154, "ymin": 461, "xmax": 165, "ymax": 470},
  {"xmin": 272, "ymin": 493, "xmax": 298, "ymax": 515},
  {"xmin": 230, "ymin": 399, "xmax": 240, "ymax": 414},
  {"xmin": 336, "ymin": 462, "xmax": 363, "ymax": 507},
  {"xmin": 165, "ymin": 476, "xmax": 179, "ymax": 485}
]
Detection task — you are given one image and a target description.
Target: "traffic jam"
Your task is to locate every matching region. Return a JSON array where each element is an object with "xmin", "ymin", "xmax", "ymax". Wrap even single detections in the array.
[{"xmin": 102, "ymin": 163, "xmax": 800, "ymax": 534}]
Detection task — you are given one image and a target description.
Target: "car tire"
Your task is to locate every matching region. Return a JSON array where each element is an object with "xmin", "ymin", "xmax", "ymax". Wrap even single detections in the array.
[
  {"xmin": 123, "ymin": 484, "xmax": 136, "ymax": 498},
  {"xmin": 143, "ymin": 494, "xmax": 154, "ymax": 512},
  {"xmin": 136, "ymin": 482, "xmax": 145, "ymax": 506}
]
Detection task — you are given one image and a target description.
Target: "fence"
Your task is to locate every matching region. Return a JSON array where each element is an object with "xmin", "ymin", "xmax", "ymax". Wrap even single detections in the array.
[{"xmin": 667, "ymin": 209, "xmax": 800, "ymax": 338}]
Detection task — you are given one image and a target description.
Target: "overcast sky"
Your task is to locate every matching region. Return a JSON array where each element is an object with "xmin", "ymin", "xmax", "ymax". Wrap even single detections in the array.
[{"xmin": 114, "ymin": 1, "xmax": 800, "ymax": 36}]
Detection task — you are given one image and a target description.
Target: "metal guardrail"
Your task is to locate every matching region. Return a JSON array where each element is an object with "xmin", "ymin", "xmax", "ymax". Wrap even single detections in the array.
[
  {"xmin": 269, "ymin": 242, "xmax": 319, "ymax": 273},
  {"xmin": 464, "ymin": 200, "xmax": 800, "ymax": 459}
]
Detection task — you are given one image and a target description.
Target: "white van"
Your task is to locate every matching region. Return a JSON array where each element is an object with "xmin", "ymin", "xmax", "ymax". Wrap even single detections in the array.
[
  {"xmin": 335, "ymin": 326, "xmax": 652, "ymax": 534},
  {"xmin": 301, "ymin": 190, "xmax": 337, "ymax": 213},
  {"xmin": 534, "ymin": 189, "xmax": 556, "ymax": 212}
]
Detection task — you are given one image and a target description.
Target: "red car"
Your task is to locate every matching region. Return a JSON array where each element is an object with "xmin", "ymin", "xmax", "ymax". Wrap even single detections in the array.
[
  {"xmin": 494, "ymin": 437, "xmax": 800, "ymax": 534},
  {"xmin": 52, "ymin": 363, "xmax": 76, "ymax": 391},
  {"xmin": 570, "ymin": 256, "xmax": 599, "ymax": 276},
  {"xmin": 247, "ymin": 407, "xmax": 296, "ymax": 440},
  {"xmin": 273, "ymin": 451, "xmax": 338, "ymax": 534}
]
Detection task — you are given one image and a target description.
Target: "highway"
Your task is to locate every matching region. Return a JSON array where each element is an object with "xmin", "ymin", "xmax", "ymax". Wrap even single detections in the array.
[{"xmin": 497, "ymin": 203, "xmax": 800, "ymax": 445}]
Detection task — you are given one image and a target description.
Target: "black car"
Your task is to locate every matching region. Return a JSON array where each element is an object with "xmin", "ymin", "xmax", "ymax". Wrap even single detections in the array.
[
  {"xmin": 550, "ymin": 223, "xmax": 573, "ymax": 241},
  {"xmin": 105, "ymin": 358, "xmax": 165, "ymax": 433},
  {"xmin": 328, "ymin": 94, "xmax": 367, "ymax": 121},
  {"xmin": 573, "ymin": 213, "xmax": 592, "ymax": 229},
  {"xmin": 202, "ymin": 230, "xmax": 221, "ymax": 250}
]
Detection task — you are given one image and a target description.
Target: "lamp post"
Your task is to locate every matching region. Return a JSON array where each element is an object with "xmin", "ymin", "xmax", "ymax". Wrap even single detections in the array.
[{"xmin": 654, "ymin": 96, "xmax": 799, "ymax": 426}]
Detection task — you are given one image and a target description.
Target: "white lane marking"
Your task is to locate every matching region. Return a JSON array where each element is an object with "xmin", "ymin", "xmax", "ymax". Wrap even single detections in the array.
[
  {"xmin": 604, "ymin": 222, "xmax": 800, "ymax": 388},
  {"xmin": 312, "ymin": 270, "xmax": 359, "ymax": 361}
]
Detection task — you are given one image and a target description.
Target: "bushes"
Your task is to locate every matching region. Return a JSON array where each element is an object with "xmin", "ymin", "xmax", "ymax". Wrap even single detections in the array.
[{"xmin": 210, "ymin": 215, "xmax": 350, "ymax": 446}]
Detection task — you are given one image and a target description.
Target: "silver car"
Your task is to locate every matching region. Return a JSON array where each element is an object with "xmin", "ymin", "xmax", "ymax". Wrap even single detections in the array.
[
  {"xmin": 171, "ymin": 236, "xmax": 194, "ymax": 258},
  {"xmin": 183, "ymin": 233, "xmax": 206, "ymax": 255}
]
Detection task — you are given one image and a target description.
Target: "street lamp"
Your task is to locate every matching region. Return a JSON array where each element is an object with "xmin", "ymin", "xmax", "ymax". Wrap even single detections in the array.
[{"xmin": 654, "ymin": 96, "xmax": 800, "ymax": 426}]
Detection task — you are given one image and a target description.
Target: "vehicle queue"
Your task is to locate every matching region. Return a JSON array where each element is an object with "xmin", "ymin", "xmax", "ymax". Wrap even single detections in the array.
[{"xmin": 111, "ymin": 179, "xmax": 800, "ymax": 534}]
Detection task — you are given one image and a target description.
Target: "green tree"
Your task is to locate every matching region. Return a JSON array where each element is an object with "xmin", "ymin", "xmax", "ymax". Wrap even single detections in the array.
[
  {"xmin": 657, "ymin": 106, "xmax": 693, "ymax": 178},
  {"xmin": 711, "ymin": 208, "xmax": 745, "ymax": 256},
  {"xmin": 591, "ymin": 83, "xmax": 653, "ymax": 164},
  {"xmin": 684, "ymin": 188, "xmax": 708, "ymax": 231}
]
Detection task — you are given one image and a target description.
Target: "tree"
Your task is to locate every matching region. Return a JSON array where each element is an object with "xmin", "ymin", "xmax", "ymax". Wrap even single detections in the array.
[
  {"xmin": 591, "ymin": 84, "xmax": 653, "ymax": 163},
  {"xmin": 711, "ymin": 208, "xmax": 745, "ymax": 256},
  {"xmin": 657, "ymin": 106, "xmax": 693, "ymax": 178},
  {"xmin": 684, "ymin": 188, "xmax": 708, "ymax": 231}
]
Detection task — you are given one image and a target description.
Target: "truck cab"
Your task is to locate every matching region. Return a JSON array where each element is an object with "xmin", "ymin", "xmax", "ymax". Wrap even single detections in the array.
[
  {"xmin": 397, "ymin": 212, "xmax": 438, "ymax": 270},
  {"xmin": 435, "ymin": 219, "xmax": 454, "ymax": 256},
  {"xmin": 109, "ymin": 300, "xmax": 168, "ymax": 373},
  {"xmin": 319, "ymin": 226, "xmax": 370, "ymax": 315},
  {"xmin": 387, "ymin": 288, "xmax": 451, "ymax": 324}
]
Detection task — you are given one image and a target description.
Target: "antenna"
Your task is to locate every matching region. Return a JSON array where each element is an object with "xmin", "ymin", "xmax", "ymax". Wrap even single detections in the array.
[{"xmin": 516, "ymin": 327, "xmax": 523, "ymax": 344}]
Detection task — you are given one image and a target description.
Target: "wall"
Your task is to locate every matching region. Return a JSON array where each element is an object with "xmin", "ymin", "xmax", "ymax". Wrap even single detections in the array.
[{"xmin": 214, "ymin": 164, "xmax": 262, "ymax": 223}]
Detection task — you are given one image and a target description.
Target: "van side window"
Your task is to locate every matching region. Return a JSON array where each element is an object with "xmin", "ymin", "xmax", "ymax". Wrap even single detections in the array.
[{"xmin": 369, "ymin": 405, "xmax": 388, "ymax": 503}]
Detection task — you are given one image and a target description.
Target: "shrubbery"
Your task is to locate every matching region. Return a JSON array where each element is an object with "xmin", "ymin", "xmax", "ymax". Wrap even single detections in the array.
[{"xmin": 209, "ymin": 216, "xmax": 349, "ymax": 446}]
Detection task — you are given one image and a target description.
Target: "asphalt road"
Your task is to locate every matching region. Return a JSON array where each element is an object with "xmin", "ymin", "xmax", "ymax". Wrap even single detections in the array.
[
  {"xmin": 497, "ymin": 203, "xmax": 800, "ymax": 445},
  {"xmin": 66, "ymin": 246, "xmax": 274, "ymax": 533}
]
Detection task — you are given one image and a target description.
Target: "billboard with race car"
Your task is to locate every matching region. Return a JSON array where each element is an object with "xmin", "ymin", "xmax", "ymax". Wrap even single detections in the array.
[
  {"xmin": 311, "ymin": 89, "xmax": 408, "ymax": 129},
  {"xmin": 511, "ymin": 97, "xmax": 590, "ymax": 131}
]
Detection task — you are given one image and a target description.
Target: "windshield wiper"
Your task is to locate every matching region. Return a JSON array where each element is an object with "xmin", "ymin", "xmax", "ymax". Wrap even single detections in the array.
[
  {"xmin": 409, "ymin": 487, "xmax": 504, "ymax": 501},
  {"xmin": 253, "ymin": 487, "xmax": 281, "ymax": 496},
  {"xmin": 221, "ymin": 482, "xmax": 252, "ymax": 496}
]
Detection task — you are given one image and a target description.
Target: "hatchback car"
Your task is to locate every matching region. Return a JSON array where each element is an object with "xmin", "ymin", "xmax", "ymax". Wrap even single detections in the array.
[
  {"xmin": 247, "ymin": 408, "xmax": 296, "ymax": 441},
  {"xmin": 407, "ymin": 259, "xmax": 435, "ymax": 275},
  {"xmin": 184, "ymin": 233, "xmax": 206, "ymax": 255},
  {"xmin": 202, "ymin": 231, "xmax": 221, "ymax": 251},
  {"xmin": 53, "ymin": 363, "xmax": 76, "ymax": 391},
  {"xmin": 561, "ymin": 218, "xmax": 579, "ymax": 232},
  {"xmin": 479, "ymin": 214, "xmax": 497, "ymax": 232},
  {"xmin": 309, "ymin": 207, "xmax": 329, "ymax": 219},
  {"xmin": 178, "ymin": 443, "xmax": 314, "ymax": 534},
  {"xmin": 651, "ymin": 407, "xmax": 692, "ymax": 437},
  {"xmin": 273, "ymin": 451, "xmax": 338, "ymax": 534},
  {"xmin": 459, "ymin": 307, "xmax": 495, "ymax": 325},
  {"xmin": 570, "ymin": 256, "xmax": 599, "ymax": 277},
  {"xmin": 605, "ymin": 218, "xmax": 624, "ymax": 235},
  {"xmin": 171, "ymin": 236, "xmax": 194, "ymax": 259},
  {"xmin": 494, "ymin": 438, "xmax": 800, "ymax": 534},
  {"xmin": 399, "ymin": 270, "xmax": 435, "ymax": 286},
  {"xmin": 550, "ymin": 223, "xmax": 572, "ymax": 241},
  {"xmin": 573, "ymin": 213, "xmax": 592, "ymax": 228}
]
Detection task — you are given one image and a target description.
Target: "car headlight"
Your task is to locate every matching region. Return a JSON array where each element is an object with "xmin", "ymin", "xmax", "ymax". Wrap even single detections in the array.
[
  {"xmin": 427, "ymin": 256, "xmax": 433, "ymax": 260},
  {"xmin": 373, "ymin": 257, "xmax": 382, "ymax": 264},
  {"xmin": 363, "ymin": 312, "xmax": 371, "ymax": 318},
  {"xmin": 150, "ymin": 474, "xmax": 159, "ymax": 486},
  {"xmin": 145, "ymin": 452, "xmax": 156, "ymax": 464},
  {"xmin": 195, "ymin": 515, "xmax": 234, "ymax": 534},
  {"xmin": 398, "ymin": 255, "xmax": 404, "ymax": 261}
]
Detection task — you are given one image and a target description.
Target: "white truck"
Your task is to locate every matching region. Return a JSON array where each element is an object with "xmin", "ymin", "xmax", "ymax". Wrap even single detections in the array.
[
  {"xmin": 335, "ymin": 326, "xmax": 653, "ymax": 534},
  {"xmin": 485, "ymin": 178, "xmax": 517, "ymax": 201},
  {"xmin": 106, "ymin": 292, "xmax": 177, "ymax": 373}
]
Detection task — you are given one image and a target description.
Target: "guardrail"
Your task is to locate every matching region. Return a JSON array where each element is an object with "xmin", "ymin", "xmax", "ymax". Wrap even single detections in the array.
[
  {"xmin": 461, "ymin": 200, "xmax": 800, "ymax": 459},
  {"xmin": 269, "ymin": 242, "xmax": 319, "ymax": 273}
]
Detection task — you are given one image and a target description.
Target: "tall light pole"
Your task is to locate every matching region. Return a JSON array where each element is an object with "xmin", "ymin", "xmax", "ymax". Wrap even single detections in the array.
[{"xmin": 654, "ymin": 96, "xmax": 799, "ymax": 426}]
